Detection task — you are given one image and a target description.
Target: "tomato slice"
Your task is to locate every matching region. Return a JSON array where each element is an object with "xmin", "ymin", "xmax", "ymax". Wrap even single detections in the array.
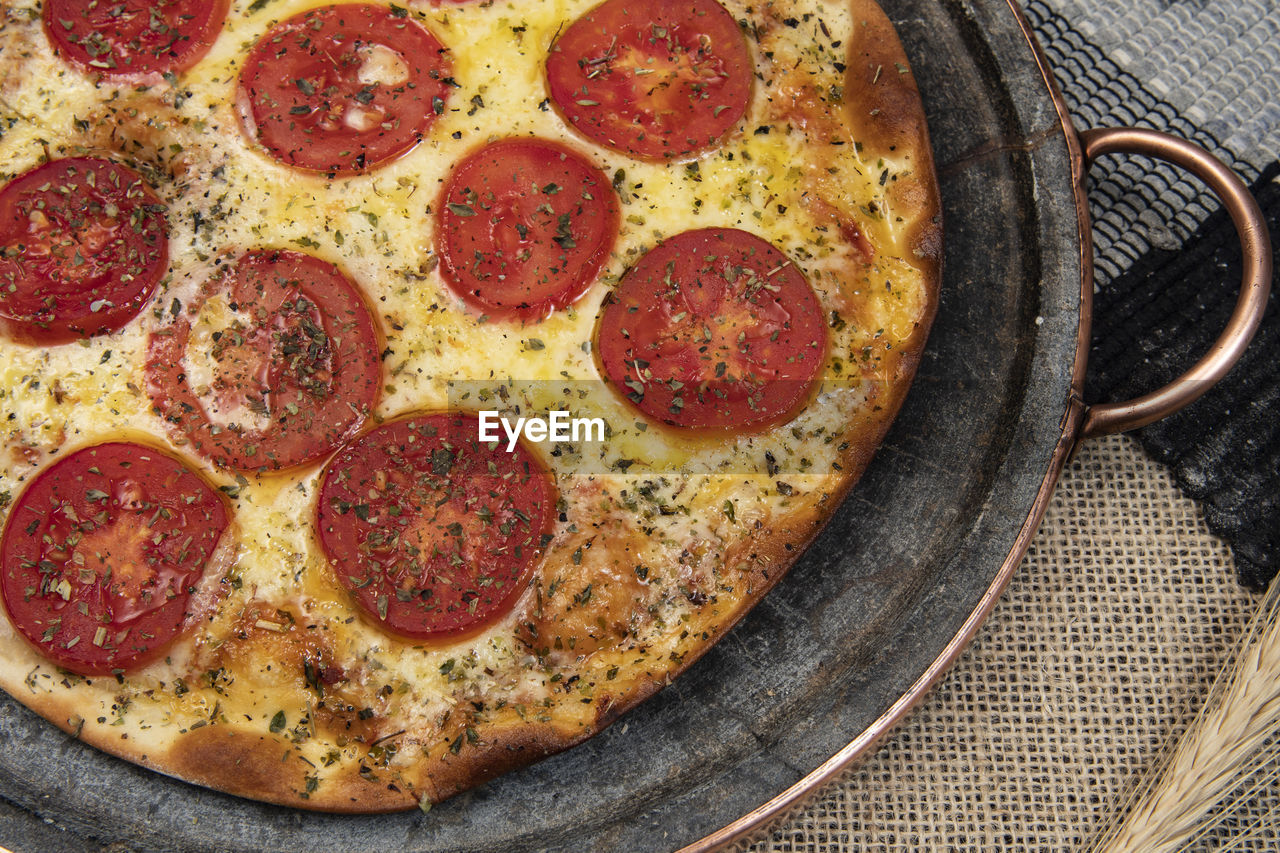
[
  {"xmin": 0, "ymin": 443, "xmax": 228, "ymax": 675},
  {"xmin": 436, "ymin": 138, "xmax": 619, "ymax": 320},
  {"xmin": 146, "ymin": 250, "xmax": 382, "ymax": 472},
  {"xmin": 42, "ymin": 0, "xmax": 229, "ymax": 77},
  {"xmin": 0, "ymin": 157, "xmax": 169, "ymax": 345},
  {"xmin": 237, "ymin": 3, "xmax": 453, "ymax": 176},
  {"xmin": 596, "ymin": 228, "xmax": 827, "ymax": 431},
  {"xmin": 545, "ymin": 0, "xmax": 752, "ymax": 161},
  {"xmin": 317, "ymin": 413, "xmax": 554, "ymax": 641}
]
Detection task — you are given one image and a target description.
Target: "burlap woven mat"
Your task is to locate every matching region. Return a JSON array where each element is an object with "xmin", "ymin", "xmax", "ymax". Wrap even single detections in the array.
[{"xmin": 752, "ymin": 433, "xmax": 1271, "ymax": 852}]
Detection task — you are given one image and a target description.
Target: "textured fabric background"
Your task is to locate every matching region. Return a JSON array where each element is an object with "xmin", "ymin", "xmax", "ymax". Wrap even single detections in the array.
[
  {"xmin": 752, "ymin": 436, "xmax": 1267, "ymax": 852},
  {"xmin": 1026, "ymin": 0, "xmax": 1280, "ymax": 588}
]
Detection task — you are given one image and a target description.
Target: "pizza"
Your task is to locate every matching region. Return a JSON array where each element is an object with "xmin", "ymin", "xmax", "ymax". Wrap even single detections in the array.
[{"xmin": 0, "ymin": 0, "xmax": 940, "ymax": 812}]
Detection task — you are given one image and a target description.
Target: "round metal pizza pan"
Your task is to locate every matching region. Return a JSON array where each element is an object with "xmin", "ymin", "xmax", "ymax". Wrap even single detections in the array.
[{"xmin": 0, "ymin": 0, "xmax": 1266, "ymax": 850}]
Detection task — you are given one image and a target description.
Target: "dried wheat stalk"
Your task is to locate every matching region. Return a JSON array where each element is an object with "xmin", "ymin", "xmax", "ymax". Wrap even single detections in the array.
[{"xmin": 1092, "ymin": 578, "xmax": 1280, "ymax": 853}]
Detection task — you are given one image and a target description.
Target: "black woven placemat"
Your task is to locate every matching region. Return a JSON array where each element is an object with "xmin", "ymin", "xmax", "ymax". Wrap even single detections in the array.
[
  {"xmin": 1025, "ymin": 0, "xmax": 1279, "ymax": 588},
  {"xmin": 1088, "ymin": 164, "xmax": 1279, "ymax": 588}
]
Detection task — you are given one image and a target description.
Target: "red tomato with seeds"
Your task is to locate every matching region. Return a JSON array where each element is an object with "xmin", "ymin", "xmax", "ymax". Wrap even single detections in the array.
[
  {"xmin": 237, "ymin": 3, "xmax": 453, "ymax": 176},
  {"xmin": 596, "ymin": 228, "xmax": 826, "ymax": 431},
  {"xmin": 546, "ymin": 0, "xmax": 752, "ymax": 161},
  {"xmin": 146, "ymin": 250, "xmax": 381, "ymax": 472},
  {"xmin": 0, "ymin": 157, "xmax": 169, "ymax": 345},
  {"xmin": 436, "ymin": 138, "xmax": 619, "ymax": 320},
  {"xmin": 317, "ymin": 413, "xmax": 554, "ymax": 641},
  {"xmin": 0, "ymin": 443, "xmax": 229, "ymax": 675},
  {"xmin": 42, "ymin": 0, "xmax": 229, "ymax": 77}
]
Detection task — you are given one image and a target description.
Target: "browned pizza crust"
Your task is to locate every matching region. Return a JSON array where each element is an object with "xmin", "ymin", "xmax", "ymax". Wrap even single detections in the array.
[
  {"xmin": 845, "ymin": 0, "xmax": 944, "ymax": 274},
  {"xmin": 0, "ymin": 0, "xmax": 940, "ymax": 813},
  {"xmin": 164, "ymin": 726, "xmax": 416, "ymax": 811}
]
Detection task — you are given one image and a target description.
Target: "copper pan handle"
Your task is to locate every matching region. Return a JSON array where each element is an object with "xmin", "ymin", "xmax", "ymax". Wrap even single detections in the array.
[{"xmin": 1078, "ymin": 127, "xmax": 1272, "ymax": 439}]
